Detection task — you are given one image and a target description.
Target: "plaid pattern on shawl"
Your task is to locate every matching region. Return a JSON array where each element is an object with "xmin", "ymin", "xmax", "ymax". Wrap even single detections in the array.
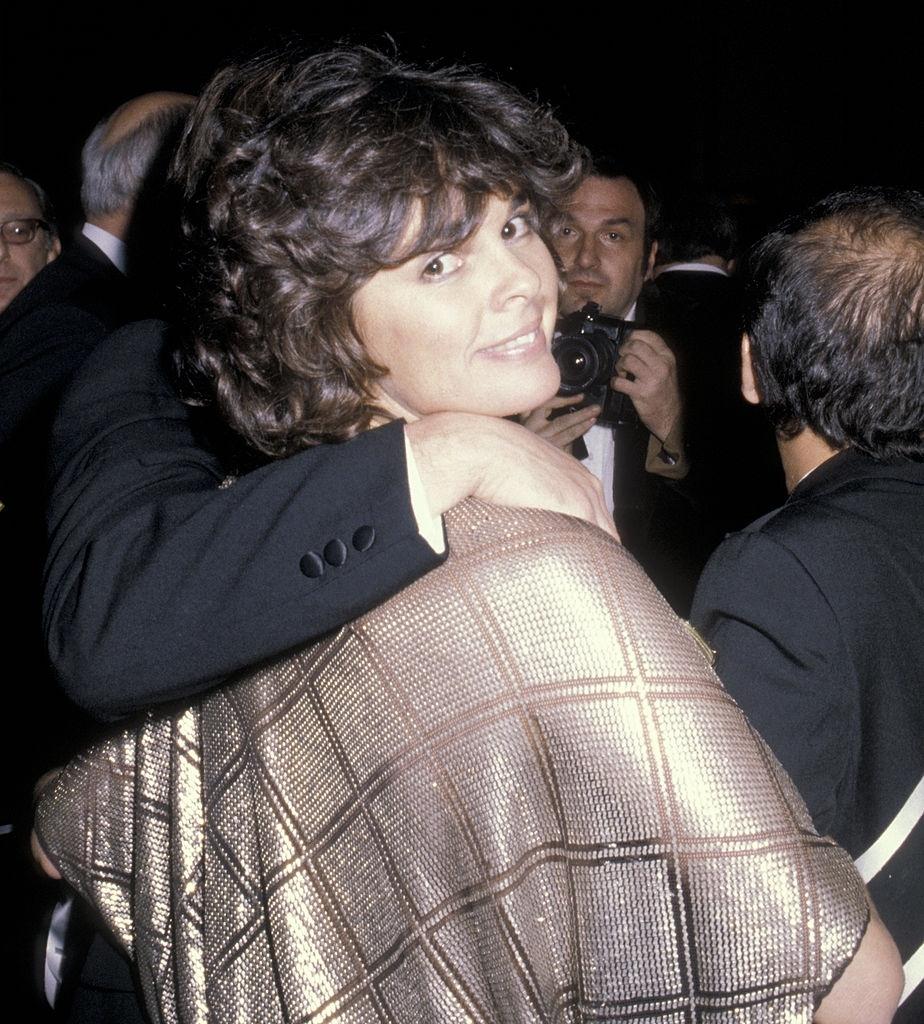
[{"xmin": 37, "ymin": 501, "xmax": 867, "ymax": 1022}]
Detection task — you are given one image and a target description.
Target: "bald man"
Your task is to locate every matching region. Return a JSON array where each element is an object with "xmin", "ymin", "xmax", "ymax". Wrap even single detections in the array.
[
  {"xmin": 77, "ymin": 91, "xmax": 193, "ymax": 276},
  {"xmin": 1, "ymin": 93, "xmax": 195, "ymax": 496}
]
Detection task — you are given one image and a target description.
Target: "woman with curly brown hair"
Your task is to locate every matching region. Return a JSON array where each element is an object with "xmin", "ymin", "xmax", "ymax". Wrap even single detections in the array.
[
  {"xmin": 170, "ymin": 46, "xmax": 582, "ymax": 453},
  {"xmin": 37, "ymin": 46, "xmax": 900, "ymax": 1024}
]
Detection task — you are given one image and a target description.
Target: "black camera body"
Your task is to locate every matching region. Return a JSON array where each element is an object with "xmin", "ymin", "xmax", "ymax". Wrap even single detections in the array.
[{"xmin": 552, "ymin": 303, "xmax": 637, "ymax": 427}]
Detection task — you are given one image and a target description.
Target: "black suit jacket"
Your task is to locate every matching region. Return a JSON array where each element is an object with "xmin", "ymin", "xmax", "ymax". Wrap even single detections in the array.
[
  {"xmin": 609, "ymin": 283, "xmax": 746, "ymax": 616},
  {"xmin": 1, "ymin": 236, "xmax": 142, "ymax": 785},
  {"xmin": 44, "ymin": 319, "xmax": 444, "ymax": 719},
  {"xmin": 691, "ymin": 449, "xmax": 924, "ymax": 1020},
  {"xmin": 0, "ymin": 235, "xmax": 134, "ymax": 488},
  {"xmin": 0, "ymin": 234, "xmax": 137, "ymax": 588},
  {"xmin": 641, "ymin": 270, "xmax": 785, "ymax": 536}
]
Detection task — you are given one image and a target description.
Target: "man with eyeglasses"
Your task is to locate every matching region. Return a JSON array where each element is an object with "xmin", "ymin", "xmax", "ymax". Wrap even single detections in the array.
[
  {"xmin": 0, "ymin": 166, "xmax": 60, "ymax": 314},
  {"xmin": 0, "ymin": 165, "xmax": 66, "ymax": 1017},
  {"xmin": 0, "ymin": 94, "xmax": 193, "ymax": 1020},
  {"xmin": 1, "ymin": 159, "xmax": 147, "ymax": 1018}
]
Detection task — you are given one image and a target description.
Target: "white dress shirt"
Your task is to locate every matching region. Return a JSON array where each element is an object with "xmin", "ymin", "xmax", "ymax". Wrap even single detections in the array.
[{"xmin": 81, "ymin": 223, "xmax": 128, "ymax": 274}]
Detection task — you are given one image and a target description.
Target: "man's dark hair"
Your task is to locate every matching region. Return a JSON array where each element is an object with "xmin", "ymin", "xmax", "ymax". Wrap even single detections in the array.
[
  {"xmin": 744, "ymin": 186, "xmax": 924, "ymax": 459},
  {"xmin": 655, "ymin": 190, "xmax": 737, "ymax": 265},
  {"xmin": 0, "ymin": 161, "xmax": 58, "ymax": 242},
  {"xmin": 173, "ymin": 46, "xmax": 585, "ymax": 458},
  {"xmin": 585, "ymin": 155, "xmax": 660, "ymax": 257}
]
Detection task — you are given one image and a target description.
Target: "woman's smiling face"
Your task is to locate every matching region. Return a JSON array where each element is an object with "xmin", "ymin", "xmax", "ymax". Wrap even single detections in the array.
[{"xmin": 352, "ymin": 194, "xmax": 561, "ymax": 422}]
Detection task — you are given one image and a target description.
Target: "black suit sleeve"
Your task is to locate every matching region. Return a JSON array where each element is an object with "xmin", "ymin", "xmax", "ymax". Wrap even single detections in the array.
[
  {"xmin": 0, "ymin": 305, "xmax": 107, "ymax": 446},
  {"xmin": 44, "ymin": 321, "xmax": 444, "ymax": 719},
  {"xmin": 690, "ymin": 530, "xmax": 858, "ymax": 837}
]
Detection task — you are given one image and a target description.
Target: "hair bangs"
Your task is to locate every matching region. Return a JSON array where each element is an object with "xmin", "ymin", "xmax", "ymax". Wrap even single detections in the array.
[{"xmin": 374, "ymin": 139, "xmax": 556, "ymax": 269}]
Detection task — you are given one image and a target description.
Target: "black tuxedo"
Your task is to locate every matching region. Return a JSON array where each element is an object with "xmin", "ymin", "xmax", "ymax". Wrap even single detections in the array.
[
  {"xmin": 44, "ymin": 319, "xmax": 444, "ymax": 719},
  {"xmin": 1, "ymin": 235, "xmax": 139, "ymax": 768},
  {"xmin": 42, "ymin": 318, "xmax": 443, "ymax": 1020},
  {"xmin": 604, "ymin": 412, "xmax": 706, "ymax": 617},
  {"xmin": 691, "ymin": 449, "xmax": 924, "ymax": 1021},
  {"xmin": 641, "ymin": 269, "xmax": 785, "ymax": 538},
  {"xmin": 0, "ymin": 234, "xmax": 139, "ymax": 1019},
  {"xmin": 0, "ymin": 235, "xmax": 134, "ymax": 494},
  {"xmin": 607, "ymin": 284, "xmax": 751, "ymax": 617}
]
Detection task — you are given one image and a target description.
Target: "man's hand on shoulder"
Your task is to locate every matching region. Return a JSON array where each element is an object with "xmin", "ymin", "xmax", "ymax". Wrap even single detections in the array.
[
  {"xmin": 518, "ymin": 394, "xmax": 599, "ymax": 451},
  {"xmin": 405, "ymin": 413, "xmax": 618, "ymax": 540},
  {"xmin": 611, "ymin": 329, "xmax": 681, "ymax": 443}
]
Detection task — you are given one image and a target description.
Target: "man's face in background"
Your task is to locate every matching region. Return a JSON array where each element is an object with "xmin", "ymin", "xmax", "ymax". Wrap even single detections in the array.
[
  {"xmin": 554, "ymin": 175, "xmax": 655, "ymax": 318},
  {"xmin": 0, "ymin": 173, "xmax": 59, "ymax": 314}
]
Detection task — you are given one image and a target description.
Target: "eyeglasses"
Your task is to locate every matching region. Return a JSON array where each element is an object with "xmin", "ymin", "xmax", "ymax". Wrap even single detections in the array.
[{"xmin": 0, "ymin": 218, "xmax": 51, "ymax": 245}]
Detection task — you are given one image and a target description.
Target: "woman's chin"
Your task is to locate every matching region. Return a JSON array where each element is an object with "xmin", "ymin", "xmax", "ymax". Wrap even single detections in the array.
[
  {"xmin": 369, "ymin": 377, "xmax": 561, "ymax": 425},
  {"xmin": 504, "ymin": 374, "xmax": 564, "ymax": 418},
  {"xmin": 451, "ymin": 377, "xmax": 562, "ymax": 420}
]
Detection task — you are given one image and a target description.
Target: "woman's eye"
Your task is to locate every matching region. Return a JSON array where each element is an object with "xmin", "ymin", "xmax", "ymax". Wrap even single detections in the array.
[
  {"xmin": 502, "ymin": 214, "xmax": 531, "ymax": 241},
  {"xmin": 422, "ymin": 252, "xmax": 463, "ymax": 279}
]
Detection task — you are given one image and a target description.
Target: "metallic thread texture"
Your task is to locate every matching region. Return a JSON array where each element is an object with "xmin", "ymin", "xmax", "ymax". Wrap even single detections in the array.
[{"xmin": 37, "ymin": 500, "xmax": 867, "ymax": 1022}]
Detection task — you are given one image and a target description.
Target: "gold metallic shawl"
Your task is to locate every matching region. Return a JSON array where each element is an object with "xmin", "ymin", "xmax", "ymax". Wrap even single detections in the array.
[{"xmin": 36, "ymin": 501, "xmax": 866, "ymax": 1023}]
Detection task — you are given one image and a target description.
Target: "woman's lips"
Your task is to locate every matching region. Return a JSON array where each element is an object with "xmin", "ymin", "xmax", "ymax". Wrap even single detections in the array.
[{"xmin": 478, "ymin": 325, "xmax": 547, "ymax": 360}]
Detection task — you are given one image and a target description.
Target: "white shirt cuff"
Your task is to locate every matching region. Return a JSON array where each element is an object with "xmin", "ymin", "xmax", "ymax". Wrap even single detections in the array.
[{"xmin": 404, "ymin": 429, "xmax": 446, "ymax": 554}]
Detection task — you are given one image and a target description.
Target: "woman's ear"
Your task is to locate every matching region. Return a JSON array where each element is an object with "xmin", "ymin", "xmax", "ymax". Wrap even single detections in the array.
[{"xmin": 740, "ymin": 334, "xmax": 761, "ymax": 405}]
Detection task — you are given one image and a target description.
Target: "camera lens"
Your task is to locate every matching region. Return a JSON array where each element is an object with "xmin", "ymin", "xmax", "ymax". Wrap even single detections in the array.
[{"xmin": 553, "ymin": 337, "xmax": 601, "ymax": 393}]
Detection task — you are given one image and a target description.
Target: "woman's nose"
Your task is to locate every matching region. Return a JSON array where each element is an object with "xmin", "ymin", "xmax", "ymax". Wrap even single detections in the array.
[{"xmin": 493, "ymin": 248, "xmax": 542, "ymax": 307}]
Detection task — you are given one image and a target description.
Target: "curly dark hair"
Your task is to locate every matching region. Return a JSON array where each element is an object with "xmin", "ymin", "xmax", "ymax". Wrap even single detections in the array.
[
  {"xmin": 744, "ymin": 186, "xmax": 924, "ymax": 460},
  {"xmin": 173, "ymin": 46, "xmax": 585, "ymax": 457}
]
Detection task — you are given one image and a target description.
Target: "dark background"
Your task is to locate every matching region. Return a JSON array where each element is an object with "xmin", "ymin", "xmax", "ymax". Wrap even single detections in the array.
[{"xmin": 2, "ymin": 5, "xmax": 922, "ymax": 241}]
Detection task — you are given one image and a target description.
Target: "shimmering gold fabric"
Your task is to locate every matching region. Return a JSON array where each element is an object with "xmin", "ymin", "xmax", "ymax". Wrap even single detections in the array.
[{"xmin": 37, "ymin": 501, "xmax": 867, "ymax": 1023}]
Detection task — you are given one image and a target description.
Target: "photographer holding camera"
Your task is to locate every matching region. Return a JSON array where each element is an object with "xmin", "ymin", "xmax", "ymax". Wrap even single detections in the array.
[{"xmin": 522, "ymin": 161, "xmax": 702, "ymax": 612}]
